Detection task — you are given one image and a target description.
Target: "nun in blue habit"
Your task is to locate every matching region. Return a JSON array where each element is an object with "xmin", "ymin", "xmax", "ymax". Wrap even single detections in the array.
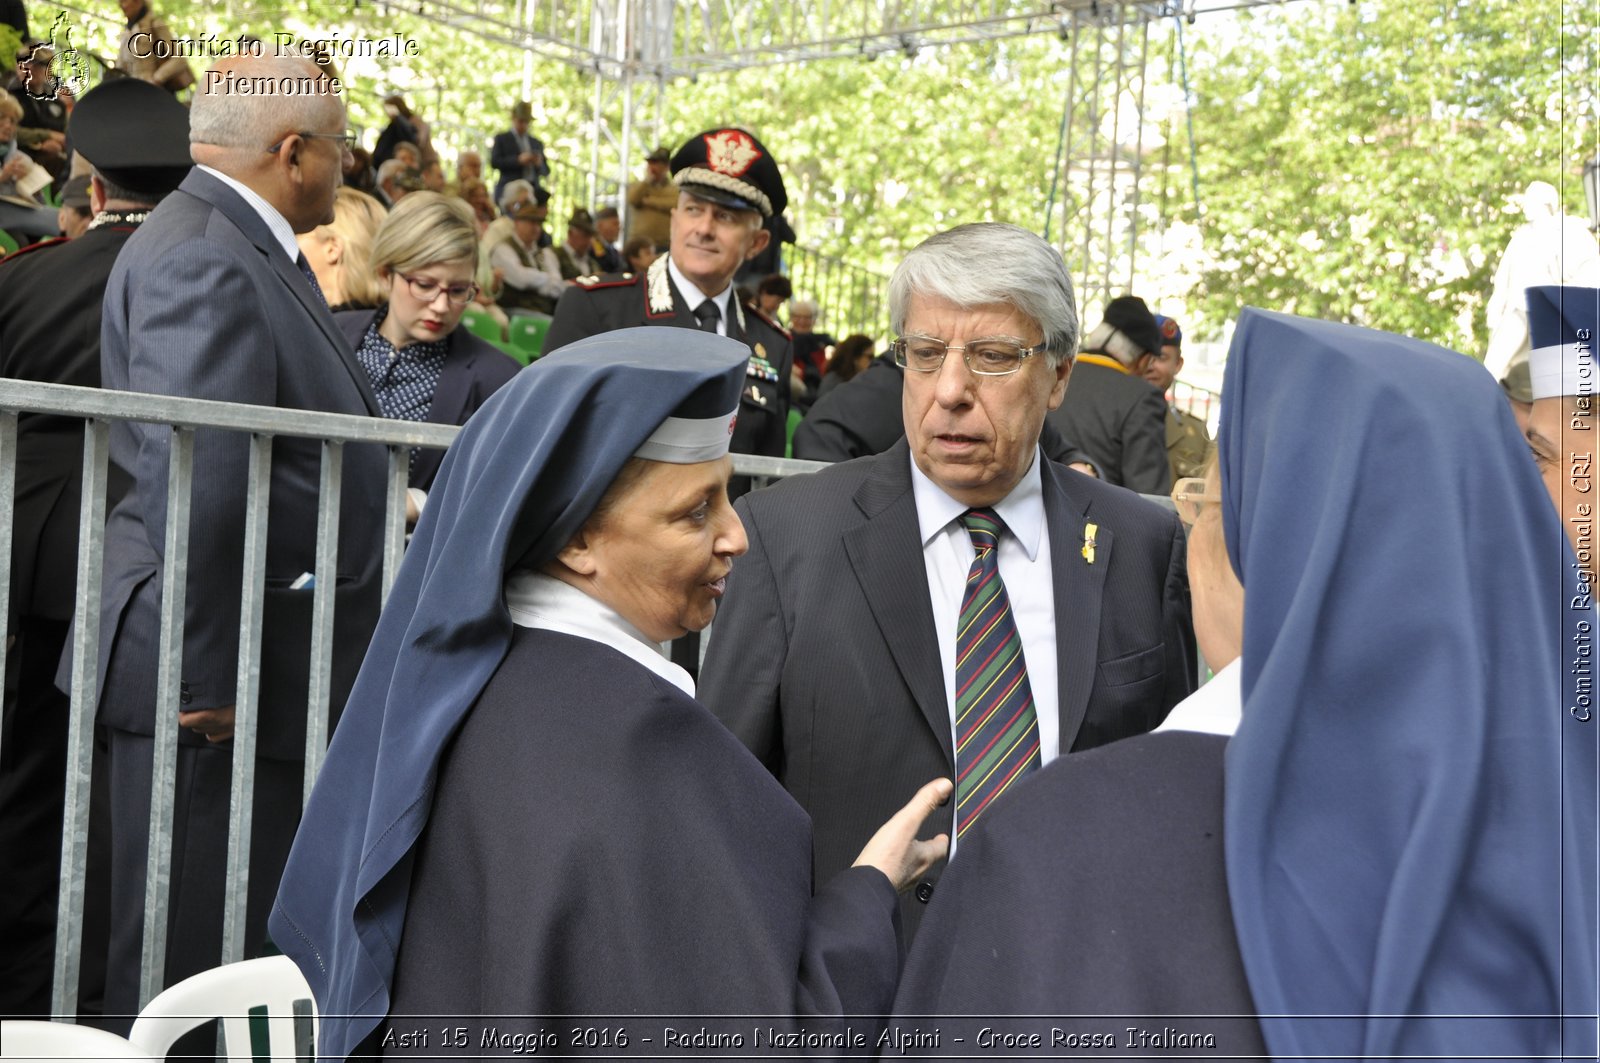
[
  {"xmin": 892, "ymin": 308, "xmax": 1598, "ymax": 1060},
  {"xmin": 270, "ymin": 328, "xmax": 951, "ymax": 1060}
]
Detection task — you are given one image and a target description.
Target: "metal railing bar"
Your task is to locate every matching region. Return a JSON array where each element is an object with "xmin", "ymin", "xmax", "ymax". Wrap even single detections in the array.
[
  {"xmin": 303, "ymin": 442, "xmax": 345, "ymax": 805},
  {"xmin": 139, "ymin": 426, "xmax": 195, "ymax": 1008},
  {"xmin": 382, "ymin": 446, "xmax": 410, "ymax": 605},
  {"xmin": 0, "ymin": 381, "xmax": 458, "ymax": 450},
  {"xmin": 221, "ymin": 433, "xmax": 273, "ymax": 966},
  {"xmin": 0, "ymin": 411, "xmax": 17, "ymax": 766},
  {"xmin": 51, "ymin": 418, "xmax": 110, "ymax": 1021}
]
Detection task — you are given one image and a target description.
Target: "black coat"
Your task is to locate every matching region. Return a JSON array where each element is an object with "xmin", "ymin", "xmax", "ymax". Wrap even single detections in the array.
[
  {"xmin": 545, "ymin": 261, "xmax": 792, "ymax": 463},
  {"xmin": 794, "ymin": 356, "xmax": 1097, "ymax": 472},
  {"xmin": 0, "ymin": 226, "xmax": 136, "ymax": 622},
  {"xmin": 893, "ymin": 732, "xmax": 1268, "ymax": 1060},
  {"xmin": 334, "ymin": 310, "xmax": 521, "ymax": 492},
  {"xmin": 1046, "ymin": 357, "xmax": 1171, "ymax": 494},
  {"xmin": 384, "ymin": 627, "xmax": 900, "ymax": 1049}
]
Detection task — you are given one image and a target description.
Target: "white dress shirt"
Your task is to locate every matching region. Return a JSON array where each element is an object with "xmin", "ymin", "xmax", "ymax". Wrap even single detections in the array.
[
  {"xmin": 1153, "ymin": 657, "xmax": 1241, "ymax": 736},
  {"xmin": 504, "ymin": 569, "xmax": 694, "ymax": 697},
  {"xmin": 196, "ymin": 164, "xmax": 299, "ymax": 263},
  {"xmin": 667, "ymin": 256, "xmax": 733, "ymax": 336},
  {"xmin": 912, "ymin": 448, "xmax": 1060, "ymax": 854}
]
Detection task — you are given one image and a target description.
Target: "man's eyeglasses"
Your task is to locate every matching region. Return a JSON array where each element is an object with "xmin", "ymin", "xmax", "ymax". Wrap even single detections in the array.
[
  {"xmin": 398, "ymin": 272, "xmax": 479, "ymax": 306},
  {"xmin": 1170, "ymin": 476, "xmax": 1220, "ymax": 526},
  {"xmin": 892, "ymin": 335, "xmax": 1047, "ymax": 377},
  {"xmin": 266, "ymin": 131, "xmax": 358, "ymax": 155}
]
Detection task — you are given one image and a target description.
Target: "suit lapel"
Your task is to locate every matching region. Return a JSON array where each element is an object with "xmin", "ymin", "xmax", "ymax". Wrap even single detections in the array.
[
  {"xmin": 1045, "ymin": 463, "xmax": 1111, "ymax": 753},
  {"xmin": 842, "ymin": 443, "xmax": 954, "ymax": 766},
  {"xmin": 427, "ymin": 331, "xmax": 474, "ymax": 427},
  {"xmin": 182, "ymin": 170, "xmax": 382, "ymax": 417}
]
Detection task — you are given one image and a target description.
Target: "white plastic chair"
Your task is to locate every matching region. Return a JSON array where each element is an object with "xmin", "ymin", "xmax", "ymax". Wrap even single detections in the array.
[
  {"xmin": 127, "ymin": 956, "xmax": 318, "ymax": 1062},
  {"xmin": 0, "ymin": 1020, "xmax": 155, "ymax": 1061}
]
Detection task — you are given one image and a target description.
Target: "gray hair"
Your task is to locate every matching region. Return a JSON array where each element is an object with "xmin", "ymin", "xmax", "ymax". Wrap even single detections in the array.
[
  {"xmin": 498, "ymin": 178, "xmax": 534, "ymax": 211},
  {"xmin": 376, "ymin": 158, "xmax": 407, "ymax": 186},
  {"xmin": 189, "ymin": 56, "xmax": 341, "ymax": 151},
  {"xmin": 790, "ymin": 298, "xmax": 820, "ymax": 318},
  {"xmin": 888, "ymin": 222, "xmax": 1079, "ymax": 366}
]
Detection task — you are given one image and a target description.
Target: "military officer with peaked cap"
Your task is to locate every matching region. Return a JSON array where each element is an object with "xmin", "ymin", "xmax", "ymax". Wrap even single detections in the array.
[
  {"xmin": 545, "ymin": 127, "xmax": 794, "ymax": 474},
  {"xmin": 0, "ymin": 76, "xmax": 192, "ymax": 1017}
]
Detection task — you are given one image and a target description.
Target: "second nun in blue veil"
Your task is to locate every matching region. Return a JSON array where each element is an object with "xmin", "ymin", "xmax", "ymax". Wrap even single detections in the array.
[
  {"xmin": 892, "ymin": 308, "xmax": 1597, "ymax": 1061},
  {"xmin": 270, "ymin": 328, "xmax": 951, "ymax": 1060}
]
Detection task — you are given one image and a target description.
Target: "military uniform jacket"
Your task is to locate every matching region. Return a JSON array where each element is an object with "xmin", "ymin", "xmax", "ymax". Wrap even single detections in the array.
[
  {"xmin": 1166, "ymin": 403, "xmax": 1212, "ymax": 482},
  {"xmin": 0, "ymin": 224, "xmax": 137, "ymax": 622},
  {"xmin": 545, "ymin": 253, "xmax": 792, "ymax": 460}
]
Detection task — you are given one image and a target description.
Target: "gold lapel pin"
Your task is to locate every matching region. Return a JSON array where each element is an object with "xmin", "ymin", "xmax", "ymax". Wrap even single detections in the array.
[{"xmin": 1082, "ymin": 523, "xmax": 1098, "ymax": 565}]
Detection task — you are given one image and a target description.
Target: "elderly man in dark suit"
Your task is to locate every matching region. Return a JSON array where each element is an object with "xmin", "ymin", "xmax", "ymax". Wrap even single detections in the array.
[
  {"xmin": 700, "ymin": 222, "xmax": 1195, "ymax": 939},
  {"xmin": 88, "ymin": 52, "xmax": 386, "ymax": 1022}
]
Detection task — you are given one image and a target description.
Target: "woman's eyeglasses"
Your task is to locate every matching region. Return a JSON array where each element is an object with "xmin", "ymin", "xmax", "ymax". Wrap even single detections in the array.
[{"xmin": 398, "ymin": 273, "xmax": 479, "ymax": 306}]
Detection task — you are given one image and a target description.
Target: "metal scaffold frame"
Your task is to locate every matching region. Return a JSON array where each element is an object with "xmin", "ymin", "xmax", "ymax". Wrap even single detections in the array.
[{"xmin": 354, "ymin": 0, "xmax": 1297, "ymax": 289}]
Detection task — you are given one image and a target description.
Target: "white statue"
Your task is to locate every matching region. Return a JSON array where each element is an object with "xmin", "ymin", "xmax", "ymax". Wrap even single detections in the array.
[{"xmin": 1485, "ymin": 181, "xmax": 1600, "ymax": 381}]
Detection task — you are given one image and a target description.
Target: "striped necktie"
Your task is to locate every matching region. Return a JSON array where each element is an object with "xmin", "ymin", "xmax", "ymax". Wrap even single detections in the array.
[{"xmin": 954, "ymin": 507, "xmax": 1041, "ymax": 837}]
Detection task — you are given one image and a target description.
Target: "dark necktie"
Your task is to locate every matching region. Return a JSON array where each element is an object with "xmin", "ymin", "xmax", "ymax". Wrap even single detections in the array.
[
  {"xmin": 693, "ymin": 300, "xmax": 721, "ymax": 335},
  {"xmin": 295, "ymin": 253, "xmax": 327, "ymax": 309},
  {"xmin": 953, "ymin": 508, "xmax": 1040, "ymax": 837}
]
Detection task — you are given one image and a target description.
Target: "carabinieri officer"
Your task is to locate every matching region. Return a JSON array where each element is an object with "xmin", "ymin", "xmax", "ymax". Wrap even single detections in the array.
[{"xmin": 545, "ymin": 127, "xmax": 793, "ymax": 474}]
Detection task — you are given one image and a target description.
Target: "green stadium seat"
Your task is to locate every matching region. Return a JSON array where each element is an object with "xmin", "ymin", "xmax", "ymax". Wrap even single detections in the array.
[
  {"xmin": 458, "ymin": 304, "xmax": 504, "ymax": 345},
  {"xmin": 0, "ymin": 230, "xmax": 18, "ymax": 256},
  {"xmin": 786, "ymin": 407, "xmax": 803, "ymax": 459},
  {"xmin": 508, "ymin": 314, "xmax": 553, "ymax": 362}
]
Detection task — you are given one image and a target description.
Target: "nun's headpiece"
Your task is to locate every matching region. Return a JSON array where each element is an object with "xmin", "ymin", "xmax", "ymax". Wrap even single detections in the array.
[{"xmin": 1526, "ymin": 285, "xmax": 1600, "ymax": 400}]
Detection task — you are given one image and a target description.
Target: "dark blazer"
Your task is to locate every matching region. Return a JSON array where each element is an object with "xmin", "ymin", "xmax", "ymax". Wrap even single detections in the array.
[
  {"xmin": 699, "ymin": 440, "xmax": 1195, "ymax": 938},
  {"xmin": 334, "ymin": 309, "xmax": 521, "ymax": 491},
  {"xmin": 92, "ymin": 167, "xmax": 387, "ymax": 760},
  {"xmin": 489, "ymin": 129, "xmax": 550, "ymax": 200},
  {"xmin": 0, "ymin": 226, "xmax": 136, "ymax": 622},
  {"xmin": 794, "ymin": 355, "xmax": 1099, "ymax": 473},
  {"xmin": 1046, "ymin": 357, "xmax": 1172, "ymax": 494},
  {"xmin": 545, "ymin": 260, "xmax": 793, "ymax": 464}
]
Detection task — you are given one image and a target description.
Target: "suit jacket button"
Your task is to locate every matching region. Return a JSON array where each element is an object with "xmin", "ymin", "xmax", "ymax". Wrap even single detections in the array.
[{"xmin": 914, "ymin": 881, "xmax": 934, "ymax": 904}]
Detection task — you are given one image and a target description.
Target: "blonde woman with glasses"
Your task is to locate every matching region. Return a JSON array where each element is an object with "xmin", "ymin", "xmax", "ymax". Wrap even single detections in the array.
[{"xmin": 336, "ymin": 191, "xmax": 520, "ymax": 519}]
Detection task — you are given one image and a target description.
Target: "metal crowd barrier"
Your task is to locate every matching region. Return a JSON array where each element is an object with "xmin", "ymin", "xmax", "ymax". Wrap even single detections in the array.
[{"xmin": 0, "ymin": 378, "xmax": 830, "ymax": 1021}]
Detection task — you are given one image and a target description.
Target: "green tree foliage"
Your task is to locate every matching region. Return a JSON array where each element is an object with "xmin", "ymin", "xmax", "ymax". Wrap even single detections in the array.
[{"xmin": 1182, "ymin": 0, "xmax": 1598, "ymax": 355}]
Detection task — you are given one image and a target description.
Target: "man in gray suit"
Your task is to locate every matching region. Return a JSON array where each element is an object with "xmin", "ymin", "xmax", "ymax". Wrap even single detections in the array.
[
  {"xmin": 90, "ymin": 52, "xmax": 385, "ymax": 1020},
  {"xmin": 700, "ymin": 223, "xmax": 1194, "ymax": 939}
]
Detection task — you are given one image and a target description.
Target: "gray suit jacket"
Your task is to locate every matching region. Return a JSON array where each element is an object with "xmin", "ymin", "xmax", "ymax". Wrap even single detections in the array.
[
  {"xmin": 91, "ymin": 168, "xmax": 387, "ymax": 760},
  {"xmin": 699, "ymin": 441, "xmax": 1195, "ymax": 939}
]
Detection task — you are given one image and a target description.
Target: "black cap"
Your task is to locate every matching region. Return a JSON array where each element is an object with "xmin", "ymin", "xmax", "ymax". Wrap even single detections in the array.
[
  {"xmin": 61, "ymin": 174, "xmax": 92, "ymax": 209},
  {"xmin": 670, "ymin": 128, "xmax": 786, "ymax": 218},
  {"xmin": 1101, "ymin": 295, "xmax": 1162, "ymax": 358},
  {"xmin": 69, "ymin": 79, "xmax": 192, "ymax": 197}
]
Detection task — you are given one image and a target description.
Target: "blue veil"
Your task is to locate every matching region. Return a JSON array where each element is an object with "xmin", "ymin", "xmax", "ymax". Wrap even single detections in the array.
[
  {"xmin": 1218, "ymin": 309, "xmax": 1598, "ymax": 1059},
  {"xmin": 269, "ymin": 330, "xmax": 750, "ymax": 1059}
]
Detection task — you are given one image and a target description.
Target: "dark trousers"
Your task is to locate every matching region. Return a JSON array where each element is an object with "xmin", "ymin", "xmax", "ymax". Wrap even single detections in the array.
[
  {"xmin": 0, "ymin": 616, "xmax": 110, "ymax": 1020},
  {"xmin": 101, "ymin": 727, "xmax": 302, "ymax": 1032}
]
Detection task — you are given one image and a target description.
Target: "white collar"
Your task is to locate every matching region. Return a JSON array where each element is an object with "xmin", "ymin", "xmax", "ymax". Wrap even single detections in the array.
[
  {"xmin": 503, "ymin": 569, "xmax": 695, "ymax": 697},
  {"xmin": 196, "ymin": 164, "xmax": 300, "ymax": 263},
  {"xmin": 909, "ymin": 446, "xmax": 1046, "ymax": 561},
  {"xmin": 667, "ymin": 255, "xmax": 733, "ymax": 318},
  {"xmin": 1154, "ymin": 657, "xmax": 1242, "ymax": 736}
]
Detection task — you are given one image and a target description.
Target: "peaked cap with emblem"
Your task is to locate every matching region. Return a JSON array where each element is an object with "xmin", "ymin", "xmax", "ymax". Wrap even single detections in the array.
[
  {"xmin": 670, "ymin": 127, "xmax": 787, "ymax": 218},
  {"xmin": 69, "ymin": 78, "xmax": 193, "ymax": 196}
]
